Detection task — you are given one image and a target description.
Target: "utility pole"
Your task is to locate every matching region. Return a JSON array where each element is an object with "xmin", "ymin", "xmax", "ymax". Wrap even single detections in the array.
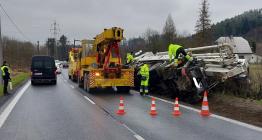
[
  {"xmin": 37, "ymin": 41, "xmax": 40, "ymax": 55},
  {"xmin": 50, "ymin": 21, "xmax": 60, "ymax": 59}
]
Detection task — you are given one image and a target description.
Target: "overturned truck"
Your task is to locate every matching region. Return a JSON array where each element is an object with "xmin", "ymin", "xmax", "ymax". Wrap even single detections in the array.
[{"xmin": 132, "ymin": 44, "xmax": 248, "ymax": 103}]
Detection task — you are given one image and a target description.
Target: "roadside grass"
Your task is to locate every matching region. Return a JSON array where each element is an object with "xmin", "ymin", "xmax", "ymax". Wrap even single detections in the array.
[
  {"xmin": 212, "ymin": 64, "xmax": 262, "ymax": 103},
  {"xmin": 249, "ymin": 64, "xmax": 262, "ymax": 99},
  {"xmin": 256, "ymin": 99, "xmax": 262, "ymax": 105},
  {"xmin": 0, "ymin": 72, "xmax": 30, "ymax": 97}
]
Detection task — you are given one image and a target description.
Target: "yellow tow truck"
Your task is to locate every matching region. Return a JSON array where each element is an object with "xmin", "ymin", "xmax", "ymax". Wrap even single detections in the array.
[{"xmin": 77, "ymin": 27, "xmax": 134, "ymax": 92}]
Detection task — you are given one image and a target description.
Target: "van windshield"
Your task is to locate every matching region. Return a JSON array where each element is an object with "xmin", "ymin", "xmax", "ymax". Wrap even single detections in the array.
[
  {"xmin": 32, "ymin": 57, "xmax": 55, "ymax": 69},
  {"xmin": 32, "ymin": 60, "xmax": 43, "ymax": 68}
]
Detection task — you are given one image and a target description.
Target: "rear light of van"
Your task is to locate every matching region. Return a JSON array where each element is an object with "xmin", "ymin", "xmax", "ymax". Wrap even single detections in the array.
[{"xmin": 54, "ymin": 67, "xmax": 57, "ymax": 75}]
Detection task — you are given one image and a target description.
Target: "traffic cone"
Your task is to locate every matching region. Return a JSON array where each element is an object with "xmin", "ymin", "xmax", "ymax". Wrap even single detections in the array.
[
  {"xmin": 116, "ymin": 96, "xmax": 125, "ymax": 115},
  {"xmin": 200, "ymin": 90, "xmax": 210, "ymax": 116},
  {"xmin": 172, "ymin": 97, "xmax": 181, "ymax": 116},
  {"xmin": 149, "ymin": 98, "xmax": 158, "ymax": 116}
]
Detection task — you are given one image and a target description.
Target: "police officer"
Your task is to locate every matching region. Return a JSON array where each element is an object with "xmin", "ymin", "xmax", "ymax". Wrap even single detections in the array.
[
  {"xmin": 139, "ymin": 64, "xmax": 149, "ymax": 96},
  {"xmin": 1, "ymin": 61, "xmax": 11, "ymax": 95},
  {"xmin": 168, "ymin": 44, "xmax": 193, "ymax": 66},
  {"xmin": 126, "ymin": 52, "xmax": 134, "ymax": 64}
]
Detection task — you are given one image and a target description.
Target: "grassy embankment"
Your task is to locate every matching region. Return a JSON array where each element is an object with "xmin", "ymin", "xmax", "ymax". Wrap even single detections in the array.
[
  {"xmin": 248, "ymin": 64, "xmax": 262, "ymax": 100},
  {"xmin": 0, "ymin": 72, "xmax": 30, "ymax": 97}
]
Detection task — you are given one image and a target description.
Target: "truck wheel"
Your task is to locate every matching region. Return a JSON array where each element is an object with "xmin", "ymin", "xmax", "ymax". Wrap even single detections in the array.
[
  {"xmin": 78, "ymin": 76, "xmax": 83, "ymax": 88},
  {"xmin": 84, "ymin": 73, "xmax": 87, "ymax": 91},
  {"xmin": 87, "ymin": 88, "xmax": 95, "ymax": 94},
  {"xmin": 117, "ymin": 86, "xmax": 131, "ymax": 93}
]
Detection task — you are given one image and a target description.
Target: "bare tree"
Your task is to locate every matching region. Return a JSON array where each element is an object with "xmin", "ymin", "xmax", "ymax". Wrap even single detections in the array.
[
  {"xmin": 143, "ymin": 28, "xmax": 162, "ymax": 53},
  {"xmin": 195, "ymin": 0, "xmax": 212, "ymax": 46},
  {"xmin": 2, "ymin": 36, "xmax": 35, "ymax": 70}
]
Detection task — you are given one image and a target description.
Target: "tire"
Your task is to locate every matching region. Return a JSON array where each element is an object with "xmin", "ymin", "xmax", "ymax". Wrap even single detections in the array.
[
  {"xmin": 87, "ymin": 88, "xmax": 95, "ymax": 94},
  {"xmin": 83, "ymin": 73, "xmax": 87, "ymax": 91},
  {"xmin": 69, "ymin": 75, "xmax": 71, "ymax": 79},
  {"xmin": 117, "ymin": 86, "xmax": 131, "ymax": 93},
  {"xmin": 52, "ymin": 80, "xmax": 57, "ymax": 85},
  {"xmin": 31, "ymin": 80, "xmax": 36, "ymax": 86},
  {"xmin": 78, "ymin": 76, "xmax": 83, "ymax": 88}
]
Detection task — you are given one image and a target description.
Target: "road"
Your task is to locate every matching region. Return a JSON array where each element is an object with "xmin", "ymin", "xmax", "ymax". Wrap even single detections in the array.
[{"xmin": 0, "ymin": 69, "xmax": 261, "ymax": 140}]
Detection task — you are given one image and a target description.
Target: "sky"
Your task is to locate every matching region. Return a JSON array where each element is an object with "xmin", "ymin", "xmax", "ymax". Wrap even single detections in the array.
[{"xmin": 0, "ymin": 0, "xmax": 261, "ymax": 45}]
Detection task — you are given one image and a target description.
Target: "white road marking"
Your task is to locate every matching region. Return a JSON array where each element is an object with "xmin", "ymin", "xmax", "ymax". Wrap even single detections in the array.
[
  {"xmin": 84, "ymin": 96, "xmax": 95, "ymax": 105},
  {"xmin": 122, "ymin": 124, "xmax": 145, "ymax": 140},
  {"xmin": 148, "ymin": 95, "xmax": 262, "ymax": 132},
  {"xmin": 0, "ymin": 81, "xmax": 30, "ymax": 128},
  {"xmin": 134, "ymin": 134, "xmax": 145, "ymax": 140},
  {"xmin": 70, "ymin": 85, "xmax": 75, "ymax": 89}
]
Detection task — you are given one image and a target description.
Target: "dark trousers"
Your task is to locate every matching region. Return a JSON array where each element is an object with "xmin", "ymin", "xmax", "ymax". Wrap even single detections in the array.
[{"xmin": 3, "ymin": 79, "xmax": 8, "ymax": 94}]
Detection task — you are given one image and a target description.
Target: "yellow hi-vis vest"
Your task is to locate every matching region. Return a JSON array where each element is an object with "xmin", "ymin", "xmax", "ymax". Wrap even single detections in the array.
[
  {"xmin": 168, "ymin": 44, "xmax": 182, "ymax": 62},
  {"xmin": 126, "ymin": 53, "xmax": 134, "ymax": 63},
  {"xmin": 1, "ymin": 66, "xmax": 9, "ymax": 76}
]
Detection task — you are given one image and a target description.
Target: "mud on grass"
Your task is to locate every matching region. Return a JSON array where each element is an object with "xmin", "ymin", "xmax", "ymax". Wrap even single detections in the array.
[{"xmin": 208, "ymin": 94, "xmax": 262, "ymax": 127}]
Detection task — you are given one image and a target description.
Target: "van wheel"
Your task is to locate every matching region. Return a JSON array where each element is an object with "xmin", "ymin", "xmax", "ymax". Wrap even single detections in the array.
[
  {"xmin": 31, "ymin": 80, "xmax": 36, "ymax": 86},
  {"xmin": 53, "ymin": 80, "xmax": 57, "ymax": 85}
]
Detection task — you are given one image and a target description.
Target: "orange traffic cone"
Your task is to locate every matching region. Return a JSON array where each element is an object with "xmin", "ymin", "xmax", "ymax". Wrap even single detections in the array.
[
  {"xmin": 200, "ymin": 90, "xmax": 210, "ymax": 116},
  {"xmin": 149, "ymin": 98, "xmax": 158, "ymax": 116},
  {"xmin": 116, "ymin": 96, "xmax": 125, "ymax": 115},
  {"xmin": 172, "ymin": 97, "xmax": 181, "ymax": 116}
]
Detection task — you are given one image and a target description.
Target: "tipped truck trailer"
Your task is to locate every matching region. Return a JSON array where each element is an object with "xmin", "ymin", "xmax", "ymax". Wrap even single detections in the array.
[
  {"xmin": 77, "ymin": 27, "xmax": 134, "ymax": 93},
  {"xmin": 132, "ymin": 44, "xmax": 248, "ymax": 103}
]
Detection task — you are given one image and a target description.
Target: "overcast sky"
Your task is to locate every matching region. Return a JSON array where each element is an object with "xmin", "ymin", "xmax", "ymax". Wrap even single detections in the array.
[{"xmin": 0, "ymin": 0, "xmax": 261, "ymax": 44}]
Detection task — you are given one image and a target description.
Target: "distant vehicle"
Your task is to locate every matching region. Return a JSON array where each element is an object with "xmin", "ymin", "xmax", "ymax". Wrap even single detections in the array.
[
  {"xmin": 31, "ymin": 56, "xmax": 57, "ymax": 85},
  {"xmin": 55, "ymin": 60, "xmax": 62, "ymax": 68},
  {"xmin": 61, "ymin": 61, "xmax": 69, "ymax": 68}
]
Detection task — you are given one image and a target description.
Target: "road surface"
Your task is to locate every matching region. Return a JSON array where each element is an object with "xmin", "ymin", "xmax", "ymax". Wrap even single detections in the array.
[{"xmin": 0, "ymin": 69, "xmax": 261, "ymax": 140}]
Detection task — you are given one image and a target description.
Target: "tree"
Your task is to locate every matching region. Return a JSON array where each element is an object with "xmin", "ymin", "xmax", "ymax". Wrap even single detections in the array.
[
  {"xmin": 225, "ymin": 22, "xmax": 232, "ymax": 36},
  {"xmin": 59, "ymin": 35, "xmax": 67, "ymax": 60},
  {"xmin": 59, "ymin": 35, "xmax": 67, "ymax": 47},
  {"xmin": 163, "ymin": 14, "xmax": 177, "ymax": 45},
  {"xmin": 143, "ymin": 28, "xmax": 162, "ymax": 53},
  {"xmin": 195, "ymin": 0, "xmax": 212, "ymax": 46},
  {"xmin": 2, "ymin": 36, "xmax": 35, "ymax": 70}
]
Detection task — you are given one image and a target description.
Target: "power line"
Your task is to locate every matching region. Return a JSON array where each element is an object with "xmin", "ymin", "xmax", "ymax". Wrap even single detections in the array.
[{"xmin": 0, "ymin": 3, "xmax": 30, "ymax": 41}]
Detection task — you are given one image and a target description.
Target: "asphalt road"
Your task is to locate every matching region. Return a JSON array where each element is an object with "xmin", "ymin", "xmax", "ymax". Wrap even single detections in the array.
[{"xmin": 0, "ymin": 69, "xmax": 261, "ymax": 140}]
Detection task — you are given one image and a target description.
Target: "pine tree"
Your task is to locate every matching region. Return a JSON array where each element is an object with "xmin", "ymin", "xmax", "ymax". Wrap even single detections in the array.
[
  {"xmin": 163, "ymin": 14, "xmax": 177, "ymax": 45},
  {"xmin": 195, "ymin": 0, "xmax": 212, "ymax": 46}
]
